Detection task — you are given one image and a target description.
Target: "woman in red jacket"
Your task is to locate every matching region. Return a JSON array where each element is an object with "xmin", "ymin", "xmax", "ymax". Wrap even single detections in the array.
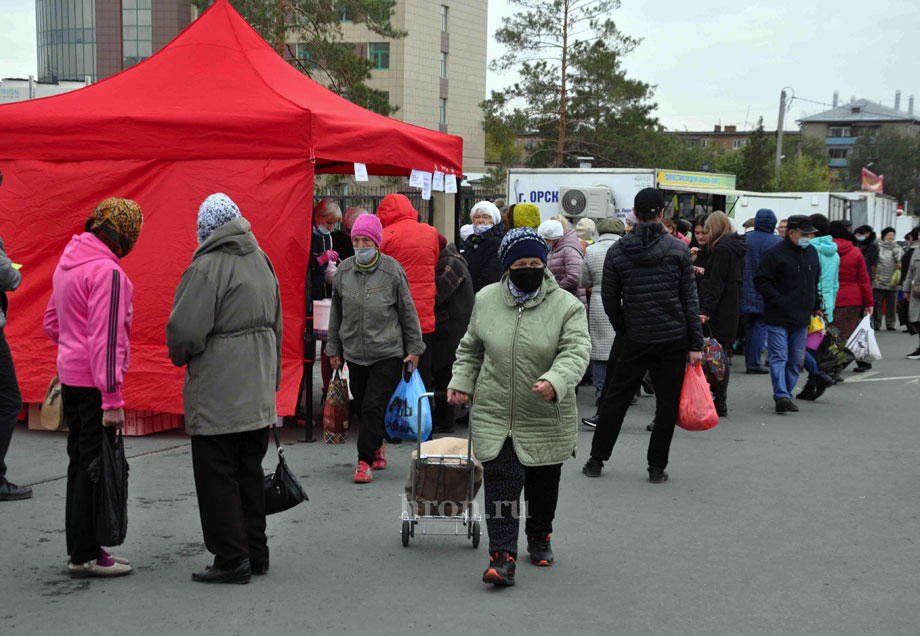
[{"xmin": 828, "ymin": 221, "xmax": 874, "ymax": 370}]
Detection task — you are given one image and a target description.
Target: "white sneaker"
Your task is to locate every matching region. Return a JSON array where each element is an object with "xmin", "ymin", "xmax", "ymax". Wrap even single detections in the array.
[
  {"xmin": 907, "ymin": 349, "xmax": 920, "ymax": 360},
  {"xmin": 67, "ymin": 558, "xmax": 133, "ymax": 579},
  {"xmin": 67, "ymin": 549, "xmax": 130, "ymax": 568}
]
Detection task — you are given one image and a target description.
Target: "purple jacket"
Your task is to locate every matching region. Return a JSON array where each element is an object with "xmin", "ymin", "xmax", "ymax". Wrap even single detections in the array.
[{"xmin": 547, "ymin": 230, "xmax": 587, "ymax": 306}]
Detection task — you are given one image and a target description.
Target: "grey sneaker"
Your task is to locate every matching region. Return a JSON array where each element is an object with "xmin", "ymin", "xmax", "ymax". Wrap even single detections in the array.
[
  {"xmin": 67, "ymin": 559, "xmax": 132, "ymax": 579},
  {"xmin": 0, "ymin": 481, "xmax": 32, "ymax": 501}
]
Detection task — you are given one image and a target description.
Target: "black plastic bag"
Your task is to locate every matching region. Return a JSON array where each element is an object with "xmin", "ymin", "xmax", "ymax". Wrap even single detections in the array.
[
  {"xmin": 816, "ymin": 325, "xmax": 855, "ymax": 376},
  {"xmin": 264, "ymin": 425, "xmax": 308, "ymax": 515},
  {"xmin": 88, "ymin": 430, "xmax": 129, "ymax": 547}
]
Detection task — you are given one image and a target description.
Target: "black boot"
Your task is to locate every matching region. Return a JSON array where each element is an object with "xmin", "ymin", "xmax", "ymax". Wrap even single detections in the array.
[
  {"xmin": 482, "ymin": 552, "xmax": 516, "ymax": 587},
  {"xmin": 581, "ymin": 413, "xmax": 599, "ymax": 428},
  {"xmin": 796, "ymin": 384, "xmax": 817, "ymax": 401}
]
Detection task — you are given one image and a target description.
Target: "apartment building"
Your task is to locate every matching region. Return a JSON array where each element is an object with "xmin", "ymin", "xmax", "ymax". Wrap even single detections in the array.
[
  {"xmin": 36, "ymin": 0, "xmax": 190, "ymax": 83},
  {"xmin": 798, "ymin": 91, "xmax": 920, "ymax": 185},
  {"xmin": 290, "ymin": 1, "xmax": 487, "ymax": 172}
]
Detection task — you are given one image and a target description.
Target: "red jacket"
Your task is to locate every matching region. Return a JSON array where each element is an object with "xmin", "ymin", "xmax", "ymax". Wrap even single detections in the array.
[
  {"xmin": 833, "ymin": 238, "xmax": 873, "ymax": 308},
  {"xmin": 378, "ymin": 194, "xmax": 439, "ymax": 334}
]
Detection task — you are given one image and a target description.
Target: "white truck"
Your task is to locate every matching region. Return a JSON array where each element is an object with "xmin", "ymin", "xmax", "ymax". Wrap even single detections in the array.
[
  {"xmin": 506, "ymin": 167, "xmax": 737, "ymax": 222},
  {"xmin": 731, "ymin": 191, "xmax": 898, "ymax": 230}
]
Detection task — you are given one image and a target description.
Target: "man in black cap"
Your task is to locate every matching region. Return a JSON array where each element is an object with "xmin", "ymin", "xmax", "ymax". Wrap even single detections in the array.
[
  {"xmin": 754, "ymin": 214, "xmax": 824, "ymax": 413},
  {"xmin": 583, "ymin": 188, "xmax": 703, "ymax": 483}
]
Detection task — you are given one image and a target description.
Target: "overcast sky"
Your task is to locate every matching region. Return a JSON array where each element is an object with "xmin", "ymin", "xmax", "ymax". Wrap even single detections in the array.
[{"xmin": 2, "ymin": 0, "xmax": 917, "ymax": 131}]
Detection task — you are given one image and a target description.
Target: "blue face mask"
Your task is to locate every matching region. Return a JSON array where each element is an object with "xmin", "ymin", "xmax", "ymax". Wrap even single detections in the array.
[
  {"xmin": 856, "ymin": 235, "xmax": 866, "ymax": 242},
  {"xmin": 316, "ymin": 225, "xmax": 331, "ymax": 236},
  {"xmin": 797, "ymin": 237, "xmax": 811, "ymax": 249}
]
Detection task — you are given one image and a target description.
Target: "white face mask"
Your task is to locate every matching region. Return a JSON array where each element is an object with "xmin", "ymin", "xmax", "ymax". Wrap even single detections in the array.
[
  {"xmin": 354, "ymin": 247, "xmax": 377, "ymax": 264},
  {"xmin": 473, "ymin": 223, "xmax": 493, "ymax": 235}
]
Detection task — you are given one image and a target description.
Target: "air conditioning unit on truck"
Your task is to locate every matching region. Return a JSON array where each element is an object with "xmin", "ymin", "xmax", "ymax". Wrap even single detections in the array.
[{"xmin": 559, "ymin": 186, "xmax": 616, "ymax": 219}]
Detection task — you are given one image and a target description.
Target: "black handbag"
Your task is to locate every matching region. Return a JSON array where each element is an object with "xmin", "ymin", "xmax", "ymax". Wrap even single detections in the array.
[{"xmin": 264, "ymin": 425, "xmax": 308, "ymax": 515}]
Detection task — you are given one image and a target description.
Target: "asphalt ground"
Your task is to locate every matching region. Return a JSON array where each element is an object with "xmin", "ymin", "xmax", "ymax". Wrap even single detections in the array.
[{"xmin": 2, "ymin": 329, "xmax": 919, "ymax": 636}]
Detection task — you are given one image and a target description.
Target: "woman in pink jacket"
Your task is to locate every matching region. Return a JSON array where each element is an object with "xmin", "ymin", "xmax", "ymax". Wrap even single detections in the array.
[
  {"xmin": 538, "ymin": 219, "xmax": 587, "ymax": 307},
  {"xmin": 44, "ymin": 198, "xmax": 142, "ymax": 580}
]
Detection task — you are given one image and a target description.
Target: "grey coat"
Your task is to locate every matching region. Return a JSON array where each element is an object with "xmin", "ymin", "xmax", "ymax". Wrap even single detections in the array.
[
  {"xmin": 0, "ymin": 236, "xmax": 22, "ymax": 328},
  {"xmin": 902, "ymin": 248, "xmax": 920, "ymax": 323},
  {"xmin": 580, "ymin": 233, "xmax": 618, "ymax": 361},
  {"xmin": 874, "ymin": 240, "xmax": 903, "ymax": 290},
  {"xmin": 166, "ymin": 218, "xmax": 282, "ymax": 436},
  {"xmin": 326, "ymin": 253, "xmax": 425, "ymax": 366}
]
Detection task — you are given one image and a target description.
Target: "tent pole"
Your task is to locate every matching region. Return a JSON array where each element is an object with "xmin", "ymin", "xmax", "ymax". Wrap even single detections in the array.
[{"xmin": 302, "ymin": 234, "xmax": 316, "ymax": 443}]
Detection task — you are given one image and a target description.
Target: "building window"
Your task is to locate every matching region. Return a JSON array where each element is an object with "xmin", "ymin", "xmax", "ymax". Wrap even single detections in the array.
[
  {"xmin": 732, "ymin": 139, "xmax": 746, "ymax": 150},
  {"xmin": 701, "ymin": 139, "xmax": 710, "ymax": 147},
  {"xmin": 369, "ymin": 42, "xmax": 390, "ymax": 70},
  {"xmin": 440, "ymin": 52, "xmax": 447, "ymax": 78},
  {"xmin": 828, "ymin": 148, "xmax": 849, "ymax": 159},
  {"xmin": 36, "ymin": 0, "xmax": 97, "ymax": 82},
  {"xmin": 338, "ymin": 4, "xmax": 353, "ymax": 22},
  {"xmin": 828, "ymin": 126, "xmax": 851, "ymax": 138},
  {"xmin": 856, "ymin": 126, "xmax": 879, "ymax": 137},
  {"xmin": 439, "ymin": 97, "xmax": 447, "ymax": 125},
  {"xmin": 122, "ymin": 0, "xmax": 153, "ymax": 70},
  {"xmin": 296, "ymin": 43, "xmax": 319, "ymax": 70},
  {"xmin": 441, "ymin": 6, "xmax": 449, "ymax": 32}
]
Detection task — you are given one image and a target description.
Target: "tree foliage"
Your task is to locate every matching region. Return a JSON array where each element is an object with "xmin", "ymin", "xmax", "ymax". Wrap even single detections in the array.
[
  {"xmin": 739, "ymin": 119, "xmax": 772, "ymax": 191},
  {"xmin": 848, "ymin": 127, "xmax": 920, "ymax": 206},
  {"xmin": 491, "ymin": 0, "xmax": 650, "ymax": 167},
  {"xmin": 193, "ymin": 0, "xmax": 404, "ymax": 115}
]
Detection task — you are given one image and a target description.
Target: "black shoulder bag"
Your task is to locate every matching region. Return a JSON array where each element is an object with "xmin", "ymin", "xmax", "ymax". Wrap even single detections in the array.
[{"xmin": 264, "ymin": 425, "xmax": 309, "ymax": 515}]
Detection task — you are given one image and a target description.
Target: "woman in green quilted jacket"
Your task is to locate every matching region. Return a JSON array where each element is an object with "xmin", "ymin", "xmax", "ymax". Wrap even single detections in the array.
[{"xmin": 448, "ymin": 227, "xmax": 590, "ymax": 588}]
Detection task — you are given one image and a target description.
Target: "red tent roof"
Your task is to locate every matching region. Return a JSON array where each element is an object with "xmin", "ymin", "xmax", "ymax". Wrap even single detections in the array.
[{"xmin": 0, "ymin": 0, "xmax": 462, "ymax": 175}]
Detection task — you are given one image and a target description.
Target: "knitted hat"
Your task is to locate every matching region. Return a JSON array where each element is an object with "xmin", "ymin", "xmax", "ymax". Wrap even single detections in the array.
[
  {"xmin": 197, "ymin": 193, "xmax": 241, "ymax": 245},
  {"xmin": 85, "ymin": 197, "xmax": 144, "ymax": 258},
  {"xmin": 470, "ymin": 201, "xmax": 501, "ymax": 225},
  {"xmin": 499, "ymin": 227, "xmax": 548, "ymax": 271},
  {"xmin": 596, "ymin": 218, "xmax": 625, "ymax": 236},
  {"xmin": 626, "ymin": 210, "xmax": 638, "ymax": 225},
  {"xmin": 537, "ymin": 219, "xmax": 564, "ymax": 241},
  {"xmin": 575, "ymin": 218, "xmax": 596, "ymax": 241},
  {"xmin": 510, "ymin": 203, "xmax": 541, "ymax": 229},
  {"xmin": 351, "ymin": 214, "xmax": 383, "ymax": 247}
]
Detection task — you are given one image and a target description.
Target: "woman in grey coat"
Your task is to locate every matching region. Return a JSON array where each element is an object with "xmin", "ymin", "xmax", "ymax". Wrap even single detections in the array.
[
  {"xmin": 166, "ymin": 193, "xmax": 282, "ymax": 584},
  {"xmin": 872, "ymin": 227, "xmax": 903, "ymax": 330},
  {"xmin": 579, "ymin": 218, "xmax": 623, "ymax": 426},
  {"xmin": 326, "ymin": 214, "xmax": 425, "ymax": 484},
  {"xmin": 902, "ymin": 245, "xmax": 920, "ymax": 359}
]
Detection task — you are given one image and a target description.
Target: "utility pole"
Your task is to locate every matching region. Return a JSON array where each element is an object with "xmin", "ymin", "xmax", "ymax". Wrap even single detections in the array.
[{"xmin": 774, "ymin": 89, "xmax": 786, "ymax": 182}]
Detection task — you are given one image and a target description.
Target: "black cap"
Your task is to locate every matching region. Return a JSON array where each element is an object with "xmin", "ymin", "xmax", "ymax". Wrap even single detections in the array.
[
  {"xmin": 634, "ymin": 187, "xmax": 665, "ymax": 212},
  {"xmin": 786, "ymin": 214, "xmax": 818, "ymax": 234}
]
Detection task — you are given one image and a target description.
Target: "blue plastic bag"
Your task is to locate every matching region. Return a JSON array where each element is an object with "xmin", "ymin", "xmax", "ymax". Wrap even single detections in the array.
[{"xmin": 384, "ymin": 370, "xmax": 432, "ymax": 442}]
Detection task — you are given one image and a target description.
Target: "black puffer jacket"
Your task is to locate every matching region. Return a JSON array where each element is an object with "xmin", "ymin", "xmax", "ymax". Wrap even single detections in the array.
[
  {"xmin": 602, "ymin": 222, "xmax": 703, "ymax": 351},
  {"xmin": 699, "ymin": 232, "xmax": 747, "ymax": 344},
  {"xmin": 754, "ymin": 237, "xmax": 821, "ymax": 330},
  {"xmin": 854, "ymin": 226, "xmax": 879, "ymax": 278},
  {"xmin": 463, "ymin": 226, "xmax": 504, "ymax": 292}
]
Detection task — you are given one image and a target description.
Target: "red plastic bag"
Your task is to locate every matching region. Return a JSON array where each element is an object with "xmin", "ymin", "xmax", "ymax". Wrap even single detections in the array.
[{"xmin": 677, "ymin": 364, "xmax": 720, "ymax": 431}]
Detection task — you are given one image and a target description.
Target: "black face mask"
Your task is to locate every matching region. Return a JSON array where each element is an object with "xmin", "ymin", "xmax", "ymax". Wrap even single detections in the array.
[{"xmin": 508, "ymin": 266, "xmax": 544, "ymax": 293}]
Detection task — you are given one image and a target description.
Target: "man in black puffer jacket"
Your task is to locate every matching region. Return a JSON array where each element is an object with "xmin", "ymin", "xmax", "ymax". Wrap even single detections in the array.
[
  {"xmin": 754, "ymin": 215, "xmax": 823, "ymax": 414},
  {"xmin": 583, "ymin": 188, "xmax": 703, "ymax": 484}
]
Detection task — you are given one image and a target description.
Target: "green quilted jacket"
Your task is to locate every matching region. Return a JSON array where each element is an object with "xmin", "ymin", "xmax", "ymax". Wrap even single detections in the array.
[{"xmin": 448, "ymin": 270, "xmax": 590, "ymax": 466}]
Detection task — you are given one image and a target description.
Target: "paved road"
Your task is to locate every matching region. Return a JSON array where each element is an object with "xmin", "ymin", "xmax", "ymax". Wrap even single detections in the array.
[{"xmin": 3, "ymin": 331, "xmax": 919, "ymax": 636}]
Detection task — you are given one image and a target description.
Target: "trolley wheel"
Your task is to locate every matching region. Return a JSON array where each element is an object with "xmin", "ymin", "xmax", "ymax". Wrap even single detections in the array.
[
  {"xmin": 410, "ymin": 520, "xmax": 416, "ymax": 537},
  {"xmin": 471, "ymin": 521, "xmax": 481, "ymax": 549},
  {"xmin": 401, "ymin": 520, "xmax": 411, "ymax": 547}
]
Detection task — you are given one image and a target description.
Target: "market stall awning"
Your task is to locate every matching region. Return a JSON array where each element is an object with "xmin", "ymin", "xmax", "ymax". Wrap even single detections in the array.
[{"xmin": 0, "ymin": 0, "xmax": 463, "ymax": 176}]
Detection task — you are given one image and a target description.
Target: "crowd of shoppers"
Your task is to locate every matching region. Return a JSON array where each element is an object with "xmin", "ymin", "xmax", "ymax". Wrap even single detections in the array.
[{"xmin": 6, "ymin": 184, "xmax": 920, "ymax": 592}]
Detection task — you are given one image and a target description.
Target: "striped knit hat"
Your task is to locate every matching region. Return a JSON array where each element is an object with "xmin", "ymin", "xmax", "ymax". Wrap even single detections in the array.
[{"xmin": 498, "ymin": 227, "xmax": 548, "ymax": 271}]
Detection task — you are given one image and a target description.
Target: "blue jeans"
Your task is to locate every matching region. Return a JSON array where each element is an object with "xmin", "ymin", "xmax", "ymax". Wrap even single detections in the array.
[
  {"xmin": 744, "ymin": 313, "xmax": 767, "ymax": 371},
  {"xmin": 803, "ymin": 350, "xmax": 820, "ymax": 387},
  {"xmin": 766, "ymin": 325, "xmax": 808, "ymax": 401},
  {"xmin": 592, "ymin": 360, "xmax": 607, "ymax": 398}
]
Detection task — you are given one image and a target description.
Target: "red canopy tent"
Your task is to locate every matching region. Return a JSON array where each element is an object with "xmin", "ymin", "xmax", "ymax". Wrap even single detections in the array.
[{"xmin": 0, "ymin": 0, "xmax": 462, "ymax": 418}]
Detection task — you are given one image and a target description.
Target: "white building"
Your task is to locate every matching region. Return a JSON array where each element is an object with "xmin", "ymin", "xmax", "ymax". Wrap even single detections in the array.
[{"xmin": 0, "ymin": 76, "xmax": 91, "ymax": 104}]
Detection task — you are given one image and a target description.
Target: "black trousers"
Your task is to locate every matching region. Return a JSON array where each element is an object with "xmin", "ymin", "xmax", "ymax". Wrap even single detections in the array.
[
  {"xmin": 191, "ymin": 427, "xmax": 269, "ymax": 570},
  {"xmin": 417, "ymin": 332, "xmax": 435, "ymax": 394},
  {"xmin": 0, "ymin": 329, "xmax": 22, "ymax": 483},
  {"xmin": 482, "ymin": 438, "xmax": 562, "ymax": 556},
  {"xmin": 348, "ymin": 357, "xmax": 403, "ymax": 465},
  {"xmin": 63, "ymin": 385, "xmax": 114, "ymax": 565},
  {"xmin": 591, "ymin": 337, "xmax": 688, "ymax": 469}
]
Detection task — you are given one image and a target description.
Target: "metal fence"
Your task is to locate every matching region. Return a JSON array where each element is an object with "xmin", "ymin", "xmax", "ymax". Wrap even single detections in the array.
[
  {"xmin": 314, "ymin": 186, "xmax": 433, "ymax": 225},
  {"xmin": 454, "ymin": 187, "xmax": 506, "ymax": 240}
]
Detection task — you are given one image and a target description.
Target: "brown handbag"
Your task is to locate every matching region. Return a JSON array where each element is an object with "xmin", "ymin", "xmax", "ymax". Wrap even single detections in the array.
[{"xmin": 40, "ymin": 375, "xmax": 66, "ymax": 431}]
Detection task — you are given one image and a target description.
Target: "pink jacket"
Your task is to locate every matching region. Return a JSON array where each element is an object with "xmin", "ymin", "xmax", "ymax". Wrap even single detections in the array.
[{"xmin": 44, "ymin": 233, "xmax": 134, "ymax": 410}]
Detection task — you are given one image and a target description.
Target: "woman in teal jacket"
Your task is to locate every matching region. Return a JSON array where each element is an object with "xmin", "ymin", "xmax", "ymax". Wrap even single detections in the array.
[
  {"xmin": 800, "ymin": 214, "xmax": 840, "ymax": 401},
  {"xmin": 448, "ymin": 228, "xmax": 590, "ymax": 588}
]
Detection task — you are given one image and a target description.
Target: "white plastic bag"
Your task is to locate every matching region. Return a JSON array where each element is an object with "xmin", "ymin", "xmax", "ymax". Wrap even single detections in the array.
[
  {"xmin": 846, "ymin": 316, "xmax": 883, "ymax": 361},
  {"xmin": 340, "ymin": 362, "xmax": 354, "ymax": 401}
]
